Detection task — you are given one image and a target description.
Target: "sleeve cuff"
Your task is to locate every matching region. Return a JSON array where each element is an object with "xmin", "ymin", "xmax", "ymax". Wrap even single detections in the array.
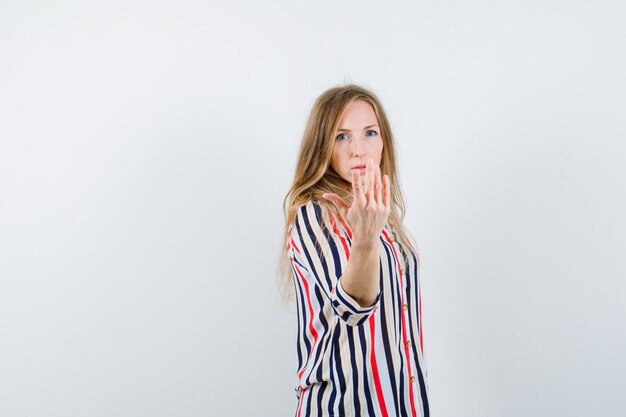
[{"xmin": 331, "ymin": 279, "xmax": 381, "ymax": 326}]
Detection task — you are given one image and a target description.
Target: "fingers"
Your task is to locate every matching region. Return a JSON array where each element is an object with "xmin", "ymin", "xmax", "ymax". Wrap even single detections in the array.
[
  {"xmin": 352, "ymin": 168, "xmax": 367, "ymax": 208},
  {"xmin": 344, "ymin": 162, "xmax": 391, "ymax": 243},
  {"xmin": 363, "ymin": 159, "xmax": 374, "ymax": 200},
  {"xmin": 375, "ymin": 163, "xmax": 383, "ymax": 206},
  {"xmin": 383, "ymin": 174, "xmax": 391, "ymax": 213},
  {"xmin": 361, "ymin": 158, "xmax": 379, "ymax": 207},
  {"xmin": 364, "ymin": 159, "xmax": 373, "ymax": 203}
]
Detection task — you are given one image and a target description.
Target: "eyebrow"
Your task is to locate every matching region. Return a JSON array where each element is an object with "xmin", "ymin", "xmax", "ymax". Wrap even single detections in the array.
[{"xmin": 336, "ymin": 124, "xmax": 379, "ymax": 132}]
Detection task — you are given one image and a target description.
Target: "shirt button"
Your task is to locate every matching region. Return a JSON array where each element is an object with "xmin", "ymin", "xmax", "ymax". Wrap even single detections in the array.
[
  {"xmin": 411, "ymin": 376, "xmax": 416, "ymax": 383},
  {"xmin": 399, "ymin": 268, "xmax": 404, "ymax": 275},
  {"xmin": 389, "ymin": 234, "xmax": 395, "ymax": 242},
  {"xmin": 402, "ymin": 303, "xmax": 408, "ymax": 311},
  {"xmin": 407, "ymin": 340, "xmax": 412, "ymax": 347}
]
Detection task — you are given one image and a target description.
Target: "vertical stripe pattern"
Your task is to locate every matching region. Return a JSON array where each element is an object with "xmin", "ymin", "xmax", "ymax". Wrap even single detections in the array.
[{"xmin": 288, "ymin": 200, "xmax": 430, "ymax": 417}]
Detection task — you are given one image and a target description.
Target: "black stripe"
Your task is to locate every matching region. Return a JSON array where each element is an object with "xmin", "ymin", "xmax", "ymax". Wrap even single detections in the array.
[
  {"xmin": 335, "ymin": 286, "xmax": 367, "ymax": 314},
  {"xmin": 355, "ymin": 314, "xmax": 369, "ymax": 326},
  {"xmin": 292, "ymin": 256, "xmax": 308, "ymax": 271},
  {"xmin": 293, "ymin": 274, "xmax": 304, "ymax": 370},
  {"xmin": 358, "ymin": 325, "xmax": 376, "ymax": 416},
  {"xmin": 316, "ymin": 381, "xmax": 328, "ymax": 415},
  {"xmin": 311, "ymin": 202, "xmax": 343, "ymax": 279},
  {"xmin": 397, "ymin": 362, "xmax": 407, "ymax": 417},
  {"xmin": 327, "ymin": 326, "xmax": 338, "ymax": 414},
  {"xmin": 381, "ymin": 241, "xmax": 400, "ymax": 341},
  {"xmin": 304, "ymin": 382, "xmax": 313, "ymax": 417},
  {"xmin": 411, "ymin": 250, "xmax": 421, "ymax": 331},
  {"xmin": 297, "ymin": 205, "xmax": 333, "ymax": 295},
  {"xmin": 331, "ymin": 322, "xmax": 346, "ymax": 415},
  {"xmin": 378, "ymin": 277, "xmax": 401, "ymax": 417},
  {"xmin": 407, "ymin": 248, "xmax": 430, "ymax": 417},
  {"xmin": 293, "ymin": 264, "xmax": 311, "ymax": 362},
  {"xmin": 346, "ymin": 326, "xmax": 362, "ymax": 416},
  {"xmin": 315, "ymin": 329, "xmax": 333, "ymax": 383},
  {"xmin": 305, "ymin": 284, "xmax": 331, "ymax": 386},
  {"xmin": 414, "ymin": 358, "xmax": 430, "ymax": 417}
]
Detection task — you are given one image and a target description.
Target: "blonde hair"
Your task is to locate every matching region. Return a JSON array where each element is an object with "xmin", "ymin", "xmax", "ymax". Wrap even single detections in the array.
[{"xmin": 278, "ymin": 84, "xmax": 417, "ymax": 301}]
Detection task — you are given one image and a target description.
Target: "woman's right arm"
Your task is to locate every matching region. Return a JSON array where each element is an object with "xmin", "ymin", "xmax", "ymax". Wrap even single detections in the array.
[
  {"xmin": 288, "ymin": 159, "xmax": 390, "ymax": 326},
  {"xmin": 289, "ymin": 200, "xmax": 380, "ymax": 326},
  {"xmin": 322, "ymin": 158, "xmax": 391, "ymax": 308}
]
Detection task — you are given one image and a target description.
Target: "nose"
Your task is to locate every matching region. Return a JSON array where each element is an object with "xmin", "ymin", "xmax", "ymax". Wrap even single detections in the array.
[{"xmin": 350, "ymin": 136, "xmax": 366, "ymax": 158}]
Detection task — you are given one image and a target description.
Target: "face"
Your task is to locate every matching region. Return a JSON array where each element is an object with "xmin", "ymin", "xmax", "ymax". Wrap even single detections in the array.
[{"xmin": 330, "ymin": 100, "xmax": 384, "ymax": 183}]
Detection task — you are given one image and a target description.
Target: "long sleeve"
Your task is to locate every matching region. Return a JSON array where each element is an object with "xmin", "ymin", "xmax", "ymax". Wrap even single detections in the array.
[{"xmin": 288, "ymin": 200, "xmax": 381, "ymax": 326}]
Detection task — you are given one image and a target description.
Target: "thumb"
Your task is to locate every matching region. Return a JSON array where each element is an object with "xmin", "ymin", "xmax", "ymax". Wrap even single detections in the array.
[{"xmin": 322, "ymin": 193, "xmax": 350, "ymax": 212}]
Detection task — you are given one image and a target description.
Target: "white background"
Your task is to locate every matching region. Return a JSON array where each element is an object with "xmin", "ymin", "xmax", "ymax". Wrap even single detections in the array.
[{"xmin": 1, "ymin": 1, "xmax": 625, "ymax": 416}]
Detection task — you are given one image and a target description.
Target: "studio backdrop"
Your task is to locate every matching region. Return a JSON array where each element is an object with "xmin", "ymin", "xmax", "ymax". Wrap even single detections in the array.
[{"xmin": 1, "ymin": 1, "xmax": 625, "ymax": 416}]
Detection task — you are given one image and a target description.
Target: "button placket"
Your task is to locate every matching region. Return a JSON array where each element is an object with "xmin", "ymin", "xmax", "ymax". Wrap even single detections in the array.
[{"xmin": 388, "ymin": 228, "xmax": 418, "ymax": 395}]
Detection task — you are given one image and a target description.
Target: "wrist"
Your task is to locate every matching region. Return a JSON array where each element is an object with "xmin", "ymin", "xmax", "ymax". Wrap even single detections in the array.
[{"xmin": 350, "ymin": 237, "xmax": 378, "ymax": 253}]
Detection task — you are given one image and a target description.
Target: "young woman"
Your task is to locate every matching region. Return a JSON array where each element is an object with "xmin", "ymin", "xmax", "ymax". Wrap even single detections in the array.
[{"xmin": 281, "ymin": 85, "xmax": 429, "ymax": 417}]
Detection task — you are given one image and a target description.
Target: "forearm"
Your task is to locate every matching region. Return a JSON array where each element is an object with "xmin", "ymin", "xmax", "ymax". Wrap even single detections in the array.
[
  {"xmin": 323, "ymin": 159, "xmax": 390, "ymax": 309},
  {"xmin": 339, "ymin": 239, "xmax": 380, "ymax": 307}
]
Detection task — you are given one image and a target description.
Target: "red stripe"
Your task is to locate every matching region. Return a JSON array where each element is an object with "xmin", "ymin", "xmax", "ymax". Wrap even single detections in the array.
[
  {"xmin": 381, "ymin": 230, "xmax": 418, "ymax": 417},
  {"xmin": 291, "ymin": 237, "xmax": 301, "ymax": 254},
  {"xmin": 329, "ymin": 213, "xmax": 351, "ymax": 260},
  {"xmin": 294, "ymin": 263, "xmax": 319, "ymax": 380},
  {"xmin": 296, "ymin": 387, "xmax": 306, "ymax": 417},
  {"xmin": 368, "ymin": 314, "xmax": 389, "ymax": 417},
  {"xmin": 337, "ymin": 215, "xmax": 352, "ymax": 239}
]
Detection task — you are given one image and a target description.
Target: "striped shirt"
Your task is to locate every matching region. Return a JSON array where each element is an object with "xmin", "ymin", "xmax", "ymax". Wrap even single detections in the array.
[{"xmin": 287, "ymin": 200, "xmax": 430, "ymax": 417}]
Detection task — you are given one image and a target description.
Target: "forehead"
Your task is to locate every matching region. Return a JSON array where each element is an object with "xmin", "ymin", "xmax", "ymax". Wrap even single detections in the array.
[{"xmin": 338, "ymin": 100, "xmax": 378, "ymax": 127}]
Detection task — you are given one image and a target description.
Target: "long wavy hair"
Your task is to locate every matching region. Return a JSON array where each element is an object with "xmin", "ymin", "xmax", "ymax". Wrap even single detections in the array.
[{"xmin": 279, "ymin": 84, "xmax": 416, "ymax": 301}]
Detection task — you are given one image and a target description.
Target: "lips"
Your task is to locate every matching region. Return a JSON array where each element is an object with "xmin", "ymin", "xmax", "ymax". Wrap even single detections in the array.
[{"xmin": 351, "ymin": 164, "xmax": 366, "ymax": 170}]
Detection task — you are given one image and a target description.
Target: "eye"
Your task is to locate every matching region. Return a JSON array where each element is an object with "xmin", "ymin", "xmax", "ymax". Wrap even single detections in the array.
[
  {"xmin": 335, "ymin": 133, "xmax": 349, "ymax": 141},
  {"xmin": 366, "ymin": 130, "xmax": 379, "ymax": 137}
]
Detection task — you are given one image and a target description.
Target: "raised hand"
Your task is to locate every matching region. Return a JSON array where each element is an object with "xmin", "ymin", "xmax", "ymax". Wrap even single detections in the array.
[{"xmin": 323, "ymin": 158, "xmax": 391, "ymax": 249}]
